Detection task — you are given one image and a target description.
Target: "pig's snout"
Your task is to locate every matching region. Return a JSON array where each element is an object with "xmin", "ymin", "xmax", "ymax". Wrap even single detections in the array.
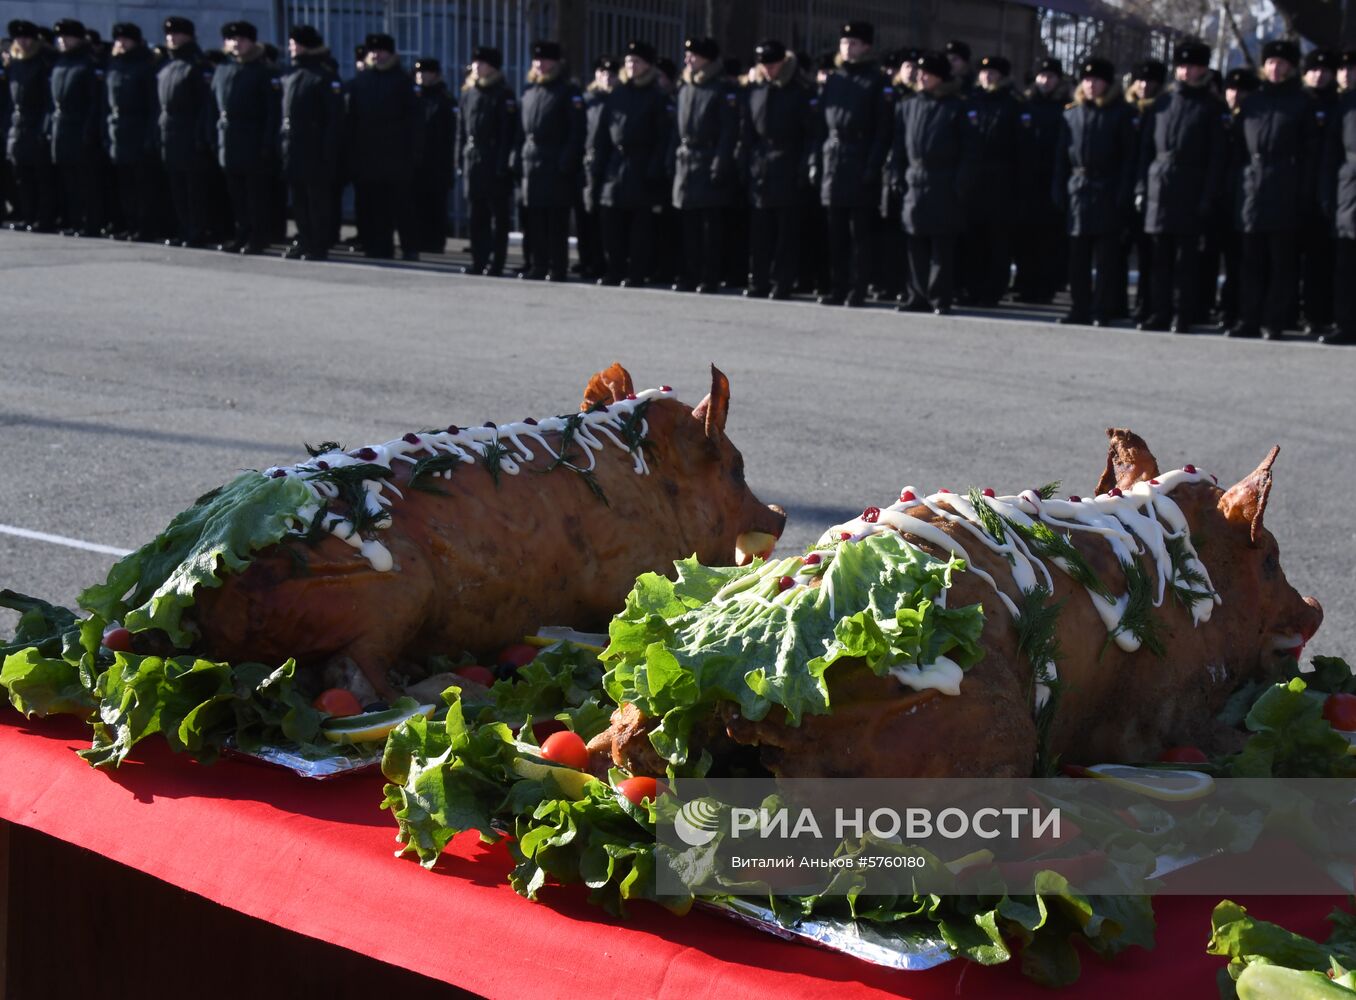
[{"xmin": 1301, "ymin": 595, "xmax": 1323, "ymax": 639}]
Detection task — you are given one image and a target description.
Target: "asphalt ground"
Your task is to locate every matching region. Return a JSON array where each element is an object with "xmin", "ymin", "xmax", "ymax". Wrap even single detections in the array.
[{"xmin": 2, "ymin": 229, "xmax": 1353, "ymax": 664}]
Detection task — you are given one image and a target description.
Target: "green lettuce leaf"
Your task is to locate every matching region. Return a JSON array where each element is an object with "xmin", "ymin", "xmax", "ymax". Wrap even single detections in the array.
[
  {"xmin": 1209, "ymin": 899, "xmax": 1356, "ymax": 998},
  {"xmin": 602, "ymin": 533, "xmax": 984, "ymax": 768},
  {"xmin": 77, "ymin": 472, "xmax": 313, "ymax": 646},
  {"xmin": 1221, "ymin": 678, "xmax": 1356, "ymax": 779},
  {"xmin": 0, "ymin": 589, "xmax": 81, "ymax": 658}
]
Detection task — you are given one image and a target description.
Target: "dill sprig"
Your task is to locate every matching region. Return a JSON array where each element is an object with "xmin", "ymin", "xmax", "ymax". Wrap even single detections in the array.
[
  {"xmin": 617, "ymin": 400, "xmax": 652, "ymax": 457},
  {"xmin": 409, "ymin": 453, "xmax": 462, "ymax": 493},
  {"xmin": 305, "ymin": 440, "xmax": 344, "ymax": 457},
  {"xmin": 1108, "ymin": 557, "xmax": 1167, "ymax": 658},
  {"xmin": 1004, "ymin": 517, "xmax": 1113, "ymax": 601},
  {"xmin": 576, "ymin": 469, "xmax": 610, "ymax": 506},
  {"xmin": 303, "ymin": 463, "xmax": 392, "ymax": 534},
  {"xmin": 540, "ymin": 410, "xmax": 609, "ymax": 505},
  {"xmin": 1165, "ymin": 535, "xmax": 1214, "ymax": 610},
  {"xmin": 1033, "ymin": 679, "xmax": 1064, "ymax": 777},
  {"xmin": 1036, "ymin": 481, "xmax": 1061, "ymax": 500},
  {"xmin": 478, "ymin": 436, "xmax": 511, "ymax": 487},
  {"xmin": 967, "ymin": 488, "xmax": 1009, "ymax": 546},
  {"xmin": 1016, "ymin": 586, "xmax": 1066, "ymax": 778}
]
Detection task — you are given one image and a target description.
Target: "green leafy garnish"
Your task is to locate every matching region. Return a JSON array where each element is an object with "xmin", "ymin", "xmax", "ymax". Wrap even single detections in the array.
[{"xmin": 408, "ymin": 452, "xmax": 463, "ymax": 492}]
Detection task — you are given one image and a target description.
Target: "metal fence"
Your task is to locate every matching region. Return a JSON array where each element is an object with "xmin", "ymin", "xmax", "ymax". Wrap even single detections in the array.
[
  {"xmin": 581, "ymin": 0, "xmax": 704, "ymax": 68},
  {"xmin": 760, "ymin": 0, "xmax": 919, "ymax": 56}
]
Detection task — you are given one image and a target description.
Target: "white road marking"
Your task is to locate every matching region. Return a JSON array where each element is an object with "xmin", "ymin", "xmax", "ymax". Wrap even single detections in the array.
[{"xmin": 0, "ymin": 524, "xmax": 131, "ymax": 558}]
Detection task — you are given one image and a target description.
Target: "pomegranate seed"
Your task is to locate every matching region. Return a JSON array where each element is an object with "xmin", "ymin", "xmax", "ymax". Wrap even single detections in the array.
[
  {"xmin": 1184, "ymin": 464, "xmax": 1197, "ymax": 474},
  {"xmin": 839, "ymin": 532, "xmax": 851, "ymax": 541},
  {"xmin": 982, "ymin": 488, "xmax": 995, "ymax": 498},
  {"xmin": 316, "ymin": 460, "xmax": 330, "ymax": 470},
  {"xmin": 778, "ymin": 576, "xmax": 795, "ymax": 591},
  {"xmin": 1149, "ymin": 478, "xmax": 1159, "ymax": 485},
  {"xmin": 1069, "ymin": 495, "xmax": 1082, "ymax": 503},
  {"xmin": 446, "ymin": 424, "xmax": 460, "ymax": 435},
  {"xmin": 355, "ymin": 447, "xmax": 377, "ymax": 461},
  {"xmin": 625, "ymin": 393, "xmax": 637, "ymax": 400},
  {"xmin": 900, "ymin": 489, "xmax": 916, "ymax": 502},
  {"xmin": 270, "ymin": 469, "xmax": 287, "ymax": 478},
  {"xmin": 524, "ymin": 417, "xmax": 538, "ymax": 425},
  {"xmin": 402, "ymin": 432, "xmax": 420, "ymax": 444},
  {"xmin": 804, "ymin": 553, "xmax": 822, "ymax": 565},
  {"xmin": 939, "ymin": 488, "xmax": 952, "ymax": 494},
  {"xmin": 660, "ymin": 385, "xmax": 672, "ymax": 392},
  {"xmin": 862, "ymin": 506, "xmax": 881, "ymax": 523},
  {"xmin": 1109, "ymin": 487, "xmax": 1123, "ymax": 497}
]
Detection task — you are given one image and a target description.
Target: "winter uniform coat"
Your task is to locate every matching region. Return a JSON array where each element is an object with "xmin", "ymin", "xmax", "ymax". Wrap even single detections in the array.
[
  {"xmin": 670, "ymin": 64, "xmax": 738, "ymax": 209},
  {"xmin": 157, "ymin": 43, "xmax": 214, "ymax": 169},
  {"xmin": 456, "ymin": 70, "xmax": 518, "ymax": 200},
  {"xmin": 582, "ymin": 82, "xmax": 610, "ymax": 209},
  {"xmin": 892, "ymin": 79, "xmax": 978, "ymax": 236},
  {"xmin": 818, "ymin": 56, "xmax": 892, "ymax": 208},
  {"xmin": 280, "ymin": 51, "xmax": 342, "ymax": 182},
  {"xmin": 6, "ymin": 51, "xmax": 52, "ymax": 167},
  {"xmin": 1233, "ymin": 76, "xmax": 1316, "ymax": 234},
  {"xmin": 965, "ymin": 81, "xmax": 1023, "ymax": 222},
  {"xmin": 346, "ymin": 57, "xmax": 421, "ymax": 183},
  {"xmin": 1307, "ymin": 85, "xmax": 1340, "ymax": 220},
  {"xmin": 415, "ymin": 80, "xmax": 456, "ymax": 189},
  {"xmin": 106, "ymin": 45, "xmax": 159, "ymax": 165},
  {"xmin": 211, "ymin": 47, "xmax": 280, "ymax": 173},
  {"xmin": 1137, "ymin": 80, "xmax": 1227, "ymax": 235},
  {"xmin": 49, "ymin": 46, "xmax": 103, "ymax": 166},
  {"xmin": 1016, "ymin": 87, "xmax": 1066, "ymax": 223},
  {"xmin": 1322, "ymin": 89, "xmax": 1356, "ymax": 240},
  {"xmin": 517, "ymin": 67, "xmax": 584, "ymax": 208},
  {"xmin": 590, "ymin": 67, "xmax": 672, "ymax": 210},
  {"xmin": 738, "ymin": 55, "xmax": 818, "ymax": 209},
  {"xmin": 1054, "ymin": 87, "xmax": 1138, "ymax": 236}
]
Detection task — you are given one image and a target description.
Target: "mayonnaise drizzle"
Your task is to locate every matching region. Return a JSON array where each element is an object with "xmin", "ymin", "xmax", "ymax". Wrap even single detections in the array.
[
  {"xmin": 815, "ymin": 469, "xmax": 1222, "ymax": 712},
  {"xmin": 264, "ymin": 387, "xmax": 672, "ymax": 571}
]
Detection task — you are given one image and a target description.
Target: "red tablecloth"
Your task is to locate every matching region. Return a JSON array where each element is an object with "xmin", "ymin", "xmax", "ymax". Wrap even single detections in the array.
[{"xmin": 0, "ymin": 713, "xmax": 1342, "ymax": 1000}]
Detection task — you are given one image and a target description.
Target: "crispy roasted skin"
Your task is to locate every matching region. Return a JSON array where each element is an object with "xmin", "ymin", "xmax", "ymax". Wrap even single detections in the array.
[
  {"xmin": 601, "ymin": 429, "xmax": 1324, "ymax": 779},
  {"xmin": 193, "ymin": 364, "xmax": 785, "ymax": 697}
]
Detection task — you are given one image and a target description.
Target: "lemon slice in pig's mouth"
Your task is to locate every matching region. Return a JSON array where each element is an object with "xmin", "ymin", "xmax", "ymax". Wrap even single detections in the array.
[{"xmin": 321, "ymin": 698, "xmax": 437, "ymax": 744}]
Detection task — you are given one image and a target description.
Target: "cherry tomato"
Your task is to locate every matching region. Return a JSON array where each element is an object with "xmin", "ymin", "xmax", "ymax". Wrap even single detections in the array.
[
  {"xmin": 312, "ymin": 688, "xmax": 363, "ymax": 718},
  {"xmin": 617, "ymin": 776, "xmax": 662, "ymax": 805},
  {"xmin": 497, "ymin": 643, "xmax": 539, "ymax": 671},
  {"xmin": 454, "ymin": 664, "xmax": 496, "ymax": 687},
  {"xmin": 531, "ymin": 719, "xmax": 567, "ymax": 743},
  {"xmin": 1158, "ymin": 745, "xmax": 1209, "ymax": 764},
  {"xmin": 540, "ymin": 730, "xmax": 590, "ymax": 770},
  {"xmin": 1322, "ymin": 693, "xmax": 1356, "ymax": 732},
  {"xmin": 101, "ymin": 627, "xmax": 134, "ymax": 653}
]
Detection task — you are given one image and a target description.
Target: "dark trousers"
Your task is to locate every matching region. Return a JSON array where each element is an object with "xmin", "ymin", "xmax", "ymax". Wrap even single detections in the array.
[
  {"xmin": 875, "ymin": 214, "xmax": 906, "ymax": 300},
  {"xmin": 1298, "ymin": 218, "xmax": 1334, "ymax": 328},
  {"xmin": 166, "ymin": 167, "xmax": 204, "ymax": 243},
  {"xmin": 11, "ymin": 161, "xmax": 57, "ymax": 229},
  {"xmin": 1013, "ymin": 218, "xmax": 1064, "ymax": 302},
  {"xmin": 58, "ymin": 159, "xmax": 103, "ymax": 234},
  {"xmin": 961, "ymin": 220, "xmax": 1012, "ymax": 304},
  {"xmin": 602, "ymin": 206, "xmax": 654, "ymax": 284},
  {"xmin": 1149, "ymin": 233, "xmax": 1202, "ymax": 325},
  {"xmin": 1334, "ymin": 239, "xmax": 1355, "ymax": 337},
  {"xmin": 115, "ymin": 162, "xmax": 160, "ymax": 238},
  {"xmin": 574, "ymin": 193, "xmax": 601, "ymax": 276},
  {"xmin": 826, "ymin": 205, "xmax": 873, "ymax": 298},
  {"xmin": 1239, "ymin": 230, "xmax": 1298, "ymax": 332},
  {"xmin": 907, "ymin": 232, "xmax": 957, "ymax": 310},
  {"xmin": 355, "ymin": 179, "xmax": 417, "ymax": 259},
  {"xmin": 680, "ymin": 206, "xmax": 723, "ymax": 288},
  {"xmin": 414, "ymin": 177, "xmax": 449, "ymax": 253},
  {"xmin": 1068, "ymin": 232, "xmax": 1119, "ymax": 321},
  {"xmin": 749, "ymin": 205, "xmax": 800, "ymax": 294},
  {"xmin": 468, "ymin": 189, "xmax": 511, "ymax": 272},
  {"xmin": 1217, "ymin": 230, "xmax": 1242, "ymax": 325},
  {"xmin": 801, "ymin": 203, "xmax": 832, "ymax": 294},
  {"xmin": 525, "ymin": 205, "xmax": 570, "ymax": 278},
  {"xmin": 225, "ymin": 169, "xmax": 274, "ymax": 250},
  {"xmin": 289, "ymin": 177, "xmax": 333, "ymax": 258}
]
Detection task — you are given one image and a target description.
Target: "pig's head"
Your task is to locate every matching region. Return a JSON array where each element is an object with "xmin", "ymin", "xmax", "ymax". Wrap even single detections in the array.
[
  {"xmin": 582, "ymin": 362, "xmax": 785, "ymax": 564},
  {"xmin": 1096, "ymin": 428, "xmax": 1323, "ymax": 674}
]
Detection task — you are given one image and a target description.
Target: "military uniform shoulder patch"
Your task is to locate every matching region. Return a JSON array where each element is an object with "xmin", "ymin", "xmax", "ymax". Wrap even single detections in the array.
[
  {"xmin": 95, "ymin": 68, "xmax": 105, "ymax": 78},
  {"xmin": 1020, "ymin": 111, "xmax": 1032, "ymax": 125},
  {"xmin": 413, "ymin": 84, "xmax": 422, "ymax": 95},
  {"xmin": 331, "ymin": 79, "xmax": 342, "ymax": 93},
  {"xmin": 967, "ymin": 108, "xmax": 978, "ymax": 120},
  {"xmin": 808, "ymin": 96, "xmax": 818, "ymax": 107},
  {"xmin": 571, "ymin": 93, "xmax": 583, "ymax": 107},
  {"xmin": 725, "ymin": 91, "xmax": 737, "ymax": 106},
  {"xmin": 506, "ymin": 98, "xmax": 516, "ymax": 109},
  {"xmin": 271, "ymin": 77, "xmax": 281, "ymax": 90}
]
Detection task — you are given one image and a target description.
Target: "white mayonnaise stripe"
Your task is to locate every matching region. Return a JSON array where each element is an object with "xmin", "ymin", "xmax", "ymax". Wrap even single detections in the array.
[
  {"xmin": 815, "ymin": 468, "xmax": 1222, "ymax": 712},
  {"xmin": 0, "ymin": 523, "xmax": 133, "ymax": 558},
  {"xmin": 262, "ymin": 387, "xmax": 673, "ymax": 572}
]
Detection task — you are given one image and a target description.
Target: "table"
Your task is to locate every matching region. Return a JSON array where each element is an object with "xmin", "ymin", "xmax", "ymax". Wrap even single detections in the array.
[{"xmin": 0, "ymin": 713, "xmax": 1342, "ymax": 999}]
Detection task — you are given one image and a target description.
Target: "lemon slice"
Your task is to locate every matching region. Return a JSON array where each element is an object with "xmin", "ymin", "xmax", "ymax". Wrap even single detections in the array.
[
  {"xmin": 511, "ymin": 751, "xmax": 599, "ymax": 800},
  {"xmin": 322, "ymin": 698, "xmax": 436, "ymax": 744},
  {"xmin": 1083, "ymin": 764, "xmax": 1215, "ymax": 801},
  {"xmin": 529, "ymin": 627, "xmax": 609, "ymax": 651}
]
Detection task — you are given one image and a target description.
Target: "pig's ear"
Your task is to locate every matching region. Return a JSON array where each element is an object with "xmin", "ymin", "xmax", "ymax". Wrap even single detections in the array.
[
  {"xmin": 581, "ymin": 362, "xmax": 635, "ymax": 410},
  {"xmin": 691, "ymin": 364, "xmax": 730, "ymax": 441},
  {"xmin": 1095, "ymin": 427, "xmax": 1161, "ymax": 494},
  {"xmin": 1219, "ymin": 446, "xmax": 1278, "ymax": 547}
]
